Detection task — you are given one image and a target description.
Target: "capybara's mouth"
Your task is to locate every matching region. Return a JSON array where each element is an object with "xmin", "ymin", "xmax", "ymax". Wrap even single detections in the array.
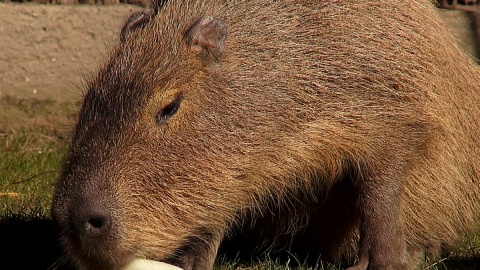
[
  {"xmin": 64, "ymin": 229, "xmax": 185, "ymax": 270},
  {"xmin": 64, "ymin": 237, "xmax": 135, "ymax": 270}
]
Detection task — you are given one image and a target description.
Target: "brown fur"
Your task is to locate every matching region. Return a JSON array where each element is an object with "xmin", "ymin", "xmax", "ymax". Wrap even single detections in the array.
[{"xmin": 51, "ymin": 0, "xmax": 480, "ymax": 269}]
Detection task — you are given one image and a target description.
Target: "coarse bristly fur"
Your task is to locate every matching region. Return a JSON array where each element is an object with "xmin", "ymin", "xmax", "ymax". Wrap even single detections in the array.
[{"xmin": 51, "ymin": 0, "xmax": 480, "ymax": 269}]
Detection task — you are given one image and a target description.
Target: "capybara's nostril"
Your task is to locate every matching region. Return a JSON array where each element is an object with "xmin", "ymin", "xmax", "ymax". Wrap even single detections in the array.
[
  {"xmin": 75, "ymin": 204, "xmax": 113, "ymax": 240},
  {"xmin": 85, "ymin": 214, "xmax": 111, "ymax": 235}
]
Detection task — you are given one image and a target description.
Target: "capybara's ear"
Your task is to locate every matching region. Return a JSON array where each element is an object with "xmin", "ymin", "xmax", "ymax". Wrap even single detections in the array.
[
  {"xmin": 186, "ymin": 16, "xmax": 228, "ymax": 62},
  {"xmin": 120, "ymin": 11, "xmax": 152, "ymax": 43}
]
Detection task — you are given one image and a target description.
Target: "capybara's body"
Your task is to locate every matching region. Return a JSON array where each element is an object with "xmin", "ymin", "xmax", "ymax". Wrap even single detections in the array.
[{"xmin": 51, "ymin": 0, "xmax": 480, "ymax": 269}]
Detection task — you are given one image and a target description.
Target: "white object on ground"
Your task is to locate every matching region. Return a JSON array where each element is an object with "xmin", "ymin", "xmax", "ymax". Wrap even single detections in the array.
[{"xmin": 123, "ymin": 258, "xmax": 183, "ymax": 270}]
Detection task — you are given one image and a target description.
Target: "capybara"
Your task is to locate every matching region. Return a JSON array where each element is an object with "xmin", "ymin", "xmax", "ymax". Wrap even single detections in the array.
[{"xmin": 51, "ymin": 0, "xmax": 480, "ymax": 269}]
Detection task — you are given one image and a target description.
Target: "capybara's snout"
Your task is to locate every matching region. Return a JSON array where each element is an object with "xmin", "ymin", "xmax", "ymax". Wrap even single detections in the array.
[
  {"xmin": 52, "ymin": 175, "xmax": 120, "ymax": 263},
  {"xmin": 70, "ymin": 197, "xmax": 113, "ymax": 243}
]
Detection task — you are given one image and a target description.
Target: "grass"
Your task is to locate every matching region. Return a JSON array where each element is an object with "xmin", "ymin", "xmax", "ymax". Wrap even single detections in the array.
[
  {"xmin": 0, "ymin": 128, "xmax": 68, "ymax": 214},
  {"xmin": 0, "ymin": 129, "xmax": 70, "ymax": 270},
  {"xmin": 0, "ymin": 96, "xmax": 479, "ymax": 269},
  {"xmin": 0, "ymin": 95, "xmax": 76, "ymax": 214},
  {"xmin": 214, "ymin": 254, "xmax": 344, "ymax": 270}
]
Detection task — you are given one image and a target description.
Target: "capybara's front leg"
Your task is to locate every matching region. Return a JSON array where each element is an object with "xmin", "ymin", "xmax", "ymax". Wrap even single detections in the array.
[
  {"xmin": 347, "ymin": 166, "xmax": 409, "ymax": 270},
  {"xmin": 166, "ymin": 230, "xmax": 223, "ymax": 270}
]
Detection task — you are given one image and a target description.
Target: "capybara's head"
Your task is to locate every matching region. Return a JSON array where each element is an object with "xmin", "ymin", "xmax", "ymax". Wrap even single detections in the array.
[
  {"xmin": 52, "ymin": 2, "xmax": 325, "ymax": 269},
  {"xmin": 52, "ymin": 7, "xmax": 239, "ymax": 270}
]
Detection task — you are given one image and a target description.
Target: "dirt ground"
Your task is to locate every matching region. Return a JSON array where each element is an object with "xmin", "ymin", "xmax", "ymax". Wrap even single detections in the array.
[
  {"xmin": 0, "ymin": 3, "xmax": 142, "ymax": 102},
  {"xmin": 0, "ymin": 3, "xmax": 478, "ymax": 130}
]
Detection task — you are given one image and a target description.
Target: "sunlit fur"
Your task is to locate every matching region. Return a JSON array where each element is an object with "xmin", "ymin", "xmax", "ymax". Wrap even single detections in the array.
[{"xmin": 52, "ymin": 0, "xmax": 480, "ymax": 269}]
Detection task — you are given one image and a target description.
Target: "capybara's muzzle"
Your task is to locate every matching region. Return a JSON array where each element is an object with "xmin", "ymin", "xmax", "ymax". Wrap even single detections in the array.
[{"xmin": 52, "ymin": 177, "xmax": 121, "ymax": 264}]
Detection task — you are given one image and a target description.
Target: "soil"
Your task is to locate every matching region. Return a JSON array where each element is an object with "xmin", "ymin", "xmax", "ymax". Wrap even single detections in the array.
[
  {"xmin": 0, "ymin": 3, "xmax": 478, "ymax": 132},
  {"xmin": 0, "ymin": 3, "xmax": 142, "ymax": 102},
  {"xmin": 0, "ymin": 3, "xmax": 142, "ymax": 132}
]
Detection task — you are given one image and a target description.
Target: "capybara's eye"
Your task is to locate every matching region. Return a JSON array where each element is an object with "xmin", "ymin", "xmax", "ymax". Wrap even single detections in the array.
[{"xmin": 156, "ymin": 95, "xmax": 182, "ymax": 125}]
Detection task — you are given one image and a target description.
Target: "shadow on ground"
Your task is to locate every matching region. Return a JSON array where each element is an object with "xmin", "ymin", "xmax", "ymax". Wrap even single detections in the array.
[
  {"xmin": 0, "ymin": 212, "xmax": 479, "ymax": 270},
  {"xmin": 0, "ymin": 212, "xmax": 73, "ymax": 270},
  {"xmin": 441, "ymin": 257, "xmax": 480, "ymax": 270}
]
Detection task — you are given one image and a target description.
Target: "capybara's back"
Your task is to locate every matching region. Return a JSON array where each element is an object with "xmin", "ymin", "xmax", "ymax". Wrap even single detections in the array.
[{"xmin": 51, "ymin": 0, "xmax": 480, "ymax": 269}]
